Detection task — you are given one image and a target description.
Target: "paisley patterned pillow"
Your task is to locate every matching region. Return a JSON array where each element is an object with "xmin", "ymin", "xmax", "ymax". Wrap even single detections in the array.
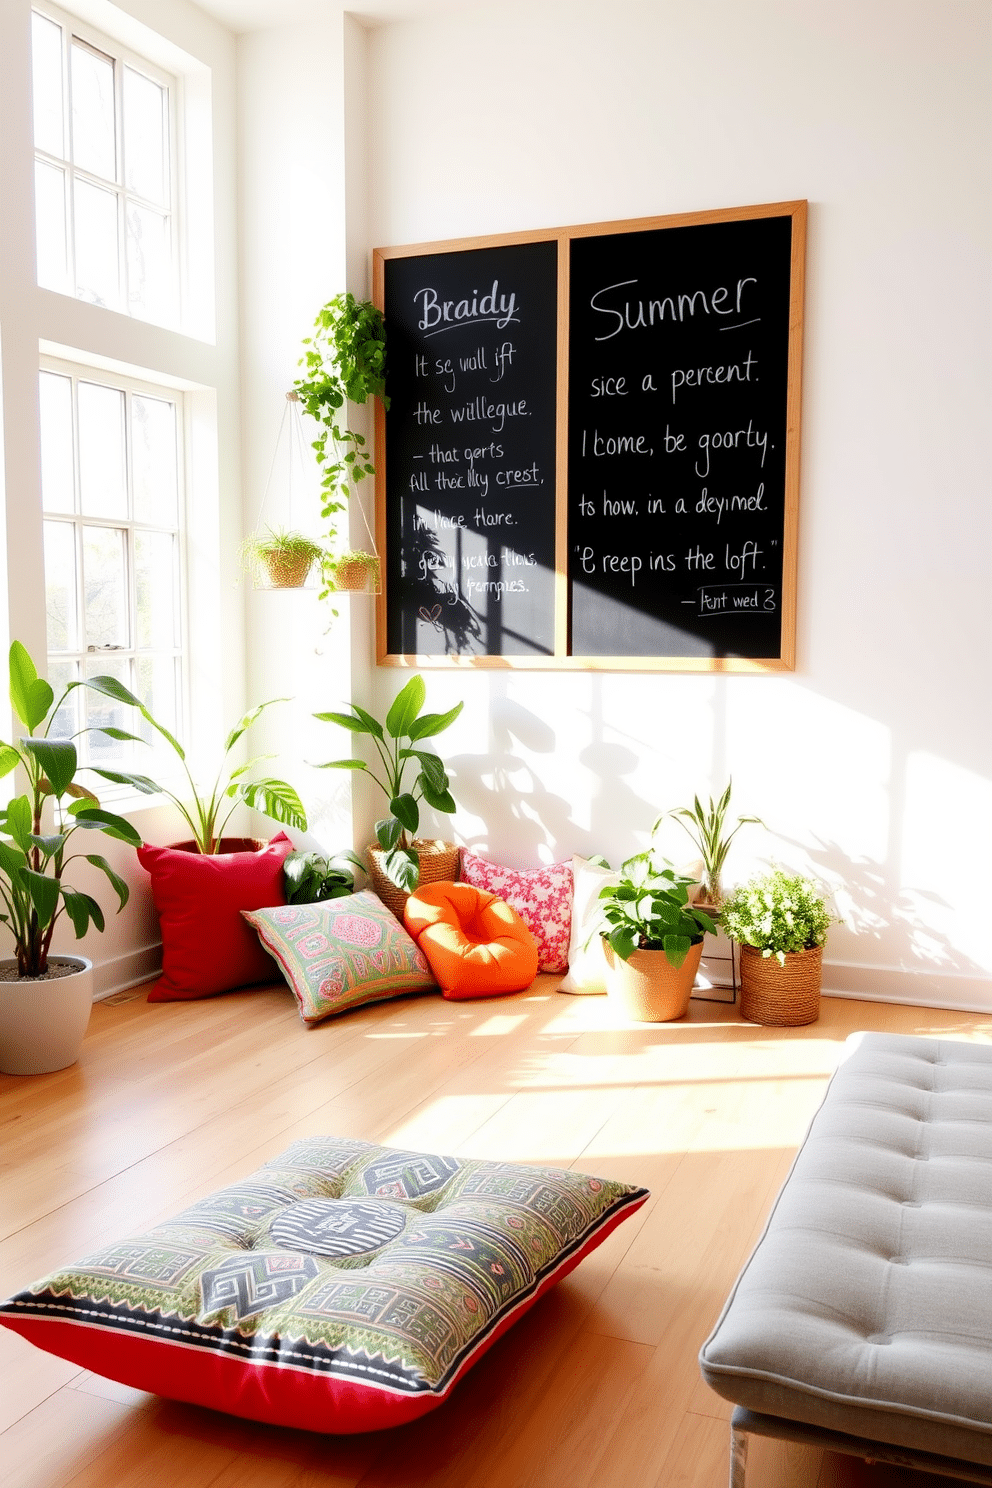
[
  {"xmin": 0, "ymin": 1137, "xmax": 649, "ymax": 1434},
  {"xmin": 243, "ymin": 890, "xmax": 436, "ymax": 1025},
  {"xmin": 459, "ymin": 852, "xmax": 572, "ymax": 973}
]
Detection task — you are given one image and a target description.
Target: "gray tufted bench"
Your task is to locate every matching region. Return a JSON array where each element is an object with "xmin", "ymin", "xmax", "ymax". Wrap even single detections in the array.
[{"xmin": 699, "ymin": 1032, "xmax": 992, "ymax": 1486}]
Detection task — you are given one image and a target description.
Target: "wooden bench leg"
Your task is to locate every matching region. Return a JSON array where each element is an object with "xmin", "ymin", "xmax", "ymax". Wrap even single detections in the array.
[{"xmin": 730, "ymin": 1420, "xmax": 749, "ymax": 1488}]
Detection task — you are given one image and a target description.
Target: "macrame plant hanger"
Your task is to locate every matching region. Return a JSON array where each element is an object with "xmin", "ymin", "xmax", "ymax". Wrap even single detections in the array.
[{"xmin": 247, "ymin": 390, "xmax": 322, "ymax": 590}]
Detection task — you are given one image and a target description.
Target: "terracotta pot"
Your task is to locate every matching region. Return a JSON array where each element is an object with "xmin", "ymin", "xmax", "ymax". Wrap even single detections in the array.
[
  {"xmin": 170, "ymin": 837, "xmax": 265, "ymax": 855},
  {"xmin": 603, "ymin": 939, "xmax": 703, "ymax": 1022},
  {"xmin": 0, "ymin": 955, "xmax": 94, "ymax": 1075},
  {"xmin": 365, "ymin": 839, "xmax": 460, "ymax": 919},
  {"xmin": 738, "ymin": 943, "xmax": 822, "ymax": 1026},
  {"xmin": 261, "ymin": 550, "xmax": 315, "ymax": 588}
]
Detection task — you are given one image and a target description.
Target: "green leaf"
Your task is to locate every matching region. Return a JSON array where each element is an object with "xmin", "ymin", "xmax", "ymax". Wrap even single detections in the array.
[
  {"xmin": 61, "ymin": 887, "xmax": 104, "ymax": 937},
  {"xmin": 411, "ymin": 751, "xmax": 447, "ymax": 792},
  {"xmin": 82, "ymin": 675, "xmax": 186, "ymax": 760},
  {"xmin": 420, "ymin": 782, "xmax": 456, "ymax": 815},
  {"xmin": 0, "ymin": 743, "xmax": 20, "ymax": 778},
  {"xmin": 86, "ymin": 725, "xmax": 144, "ymax": 742},
  {"xmin": 2, "ymin": 795, "xmax": 33, "ymax": 854},
  {"xmin": 315, "ymin": 757, "xmax": 367, "ymax": 771},
  {"xmin": 0, "ymin": 839, "xmax": 27, "ymax": 877},
  {"xmin": 607, "ymin": 927, "xmax": 638, "ymax": 962},
  {"xmin": 389, "ymin": 792, "xmax": 419, "ymax": 834},
  {"xmin": 237, "ymin": 778, "xmax": 308, "ymax": 830},
  {"xmin": 29, "ymin": 834, "xmax": 65, "ymax": 859},
  {"xmin": 407, "ymin": 701, "xmax": 464, "ymax": 740},
  {"xmin": 375, "ymin": 816, "xmax": 401, "ymax": 851},
  {"xmin": 223, "ymin": 698, "xmax": 285, "ymax": 755},
  {"xmin": 22, "ymin": 737, "xmax": 77, "ymax": 797},
  {"xmin": 661, "ymin": 934, "xmax": 692, "ymax": 969},
  {"xmin": 84, "ymin": 854, "xmax": 130, "ymax": 911},
  {"xmin": 385, "ymin": 676, "xmax": 426, "ymax": 740},
  {"xmin": 87, "ymin": 768, "xmax": 161, "ymax": 795},
  {"xmin": 70, "ymin": 806, "xmax": 142, "ymax": 845},
  {"xmin": 9, "ymin": 642, "xmax": 54, "ymax": 732},
  {"xmin": 383, "ymin": 846, "xmax": 419, "ymax": 892},
  {"xmin": 314, "ymin": 708, "xmax": 380, "ymax": 737},
  {"xmin": 23, "ymin": 868, "xmax": 59, "ymax": 928}
]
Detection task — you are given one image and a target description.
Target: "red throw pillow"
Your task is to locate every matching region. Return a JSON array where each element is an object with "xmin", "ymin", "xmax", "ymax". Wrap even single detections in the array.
[{"xmin": 139, "ymin": 834, "xmax": 294, "ymax": 1000}]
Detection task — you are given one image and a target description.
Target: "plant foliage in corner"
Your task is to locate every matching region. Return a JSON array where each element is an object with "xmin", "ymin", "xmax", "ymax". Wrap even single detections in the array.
[
  {"xmin": 83, "ymin": 682, "xmax": 307, "ymax": 855},
  {"xmin": 314, "ymin": 674, "xmax": 462, "ymax": 892},
  {"xmin": 293, "ymin": 293, "xmax": 389, "ymax": 598},
  {"xmin": 660, "ymin": 779, "xmax": 763, "ymax": 906},
  {"xmin": 0, "ymin": 642, "xmax": 140, "ymax": 977},
  {"xmin": 282, "ymin": 848, "xmax": 364, "ymax": 905}
]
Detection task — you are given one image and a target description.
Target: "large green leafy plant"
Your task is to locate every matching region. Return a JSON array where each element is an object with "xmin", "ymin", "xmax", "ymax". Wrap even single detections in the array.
[
  {"xmin": 595, "ymin": 850, "xmax": 717, "ymax": 969},
  {"xmin": 0, "ymin": 643, "xmax": 140, "ymax": 977},
  {"xmin": 315, "ymin": 675, "xmax": 462, "ymax": 891},
  {"xmin": 83, "ymin": 682, "xmax": 307, "ymax": 855},
  {"xmin": 720, "ymin": 869, "xmax": 833, "ymax": 965},
  {"xmin": 293, "ymin": 293, "xmax": 389, "ymax": 596}
]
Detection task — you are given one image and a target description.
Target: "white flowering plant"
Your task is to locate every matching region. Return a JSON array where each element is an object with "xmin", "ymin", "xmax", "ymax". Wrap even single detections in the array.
[{"xmin": 720, "ymin": 869, "xmax": 833, "ymax": 965}]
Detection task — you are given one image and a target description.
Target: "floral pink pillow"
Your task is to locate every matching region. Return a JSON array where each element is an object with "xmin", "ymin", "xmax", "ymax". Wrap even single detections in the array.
[{"xmin": 459, "ymin": 852, "xmax": 572, "ymax": 974}]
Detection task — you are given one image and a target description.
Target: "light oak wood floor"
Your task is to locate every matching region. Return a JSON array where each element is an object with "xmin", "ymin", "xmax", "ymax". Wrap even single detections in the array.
[{"xmin": 3, "ymin": 976, "xmax": 991, "ymax": 1488}]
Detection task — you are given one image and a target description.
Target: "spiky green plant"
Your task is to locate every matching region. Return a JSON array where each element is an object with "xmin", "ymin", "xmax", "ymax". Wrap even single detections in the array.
[{"xmin": 660, "ymin": 780, "xmax": 763, "ymax": 906}]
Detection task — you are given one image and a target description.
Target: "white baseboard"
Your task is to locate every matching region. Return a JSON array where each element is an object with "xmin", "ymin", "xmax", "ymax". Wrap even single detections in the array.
[
  {"xmin": 91, "ymin": 943, "xmax": 162, "ymax": 1001},
  {"xmin": 822, "ymin": 959, "xmax": 992, "ymax": 1015}
]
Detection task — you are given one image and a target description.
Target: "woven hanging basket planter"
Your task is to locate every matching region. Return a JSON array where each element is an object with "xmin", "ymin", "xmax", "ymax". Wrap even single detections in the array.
[
  {"xmin": 738, "ymin": 943, "xmax": 822, "ymax": 1026},
  {"xmin": 603, "ymin": 940, "xmax": 703, "ymax": 1023},
  {"xmin": 334, "ymin": 556, "xmax": 381, "ymax": 593},
  {"xmin": 260, "ymin": 551, "xmax": 316, "ymax": 589},
  {"xmin": 365, "ymin": 838, "xmax": 460, "ymax": 919}
]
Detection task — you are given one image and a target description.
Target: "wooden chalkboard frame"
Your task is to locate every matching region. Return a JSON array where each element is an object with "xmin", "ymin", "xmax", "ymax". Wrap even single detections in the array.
[{"xmin": 373, "ymin": 200, "xmax": 806, "ymax": 672}]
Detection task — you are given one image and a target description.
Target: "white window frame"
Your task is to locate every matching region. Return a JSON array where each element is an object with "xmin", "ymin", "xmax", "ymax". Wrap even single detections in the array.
[
  {"xmin": 40, "ymin": 352, "xmax": 190, "ymax": 787},
  {"xmin": 31, "ymin": 0, "xmax": 182, "ymax": 328}
]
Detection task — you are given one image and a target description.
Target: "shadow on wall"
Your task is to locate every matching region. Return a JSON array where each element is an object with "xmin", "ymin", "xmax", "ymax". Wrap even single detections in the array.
[{"xmin": 448, "ymin": 695, "xmax": 655, "ymax": 864}]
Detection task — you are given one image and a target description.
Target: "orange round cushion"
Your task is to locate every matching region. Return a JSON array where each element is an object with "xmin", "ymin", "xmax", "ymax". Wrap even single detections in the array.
[{"xmin": 403, "ymin": 882, "xmax": 538, "ymax": 999}]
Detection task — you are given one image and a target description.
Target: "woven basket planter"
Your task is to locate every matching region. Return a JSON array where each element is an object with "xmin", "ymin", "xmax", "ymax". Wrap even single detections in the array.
[
  {"xmin": 334, "ymin": 557, "xmax": 381, "ymax": 593},
  {"xmin": 603, "ymin": 940, "xmax": 703, "ymax": 1023},
  {"xmin": 365, "ymin": 839, "xmax": 460, "ymax": 919},
  {"xmin": 738, "ymin": 943, "xmax": 822, "ymax": 1026},
  {"xmin": 260, "ymin": 551, "xmax": 315, "ymax": 588}
]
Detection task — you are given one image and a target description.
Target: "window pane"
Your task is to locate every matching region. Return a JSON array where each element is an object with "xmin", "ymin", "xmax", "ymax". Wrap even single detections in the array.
[
  {"xmin": 83, "ymin": 524, "xmax": 128, "ymax": 648},
  {"xmin": 32, "ymin": 12, "xmax": 65, "ymax": 158},
  {"xmin": 74, "ymin": 177, "xmax": 120, "ymax": 308},
  {"xmin": 47, "ymin": 658, "xmax": 79, "ymax": 743},
  {"xmin": 123, "ymin": 67, "xmax": 167, "ymax": 204},
  {"xmin": 131, "ymin": 395, "xmax": 177, "ymax": 524},
  {"xmin": 35, "ymin": 159, "xmax": 69, "ymax": 291},
  {"xmin": 70, "ymin": 40, "xmax": 116, "ymax": 180},
  {"xmin": 44, "ymin": 521, "xmax": 78, "ymax": 652},
  {"xmin": 125, "ymin": 202, "xmax": 171, "ymax": 324},
  {"xmin": 78, "ymin": 382, "xmax": 126, "ymax": 518},
  {"xmin": 134, "ymin": 529, "xmax": 177, "ymax": 649},
  {"xmin": 83, "ymin": 654, "xmax": 129, "ymax": 764},
  {"xmin": 39, "ymin": 371, "xmax": 75, "ymax": 513},
  {"xmin": 135, "ymin": 653, "xmax": 179, "ymax": 743}
]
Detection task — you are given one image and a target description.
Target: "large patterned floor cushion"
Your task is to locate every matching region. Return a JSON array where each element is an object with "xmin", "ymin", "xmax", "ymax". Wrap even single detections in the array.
[
  {"xmin": 0, "ymin": 1137, "xmax": 648, "ymax": 1434},
  {"xmin": 403, "ymin": 881, "xmax": 539, "ymax": 999}
]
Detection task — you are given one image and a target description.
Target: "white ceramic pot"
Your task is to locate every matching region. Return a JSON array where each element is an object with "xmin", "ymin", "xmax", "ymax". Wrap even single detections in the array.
[{"xmin": 0, "ymin": 955, "xmax": 94, "ymax": 1075}]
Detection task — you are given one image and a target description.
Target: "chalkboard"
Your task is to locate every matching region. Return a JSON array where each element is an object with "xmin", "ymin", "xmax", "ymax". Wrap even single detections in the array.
[
  {"xmin": 373, "ymin": 202, "xmax": 805, "ymax": 670},
  {"xmin": 567, "ymin": 213, "xmax": 796, "ymax": 661},
  {"xmin": 377, "ymin": 239, "xmax": 559, "ymax": 657}
]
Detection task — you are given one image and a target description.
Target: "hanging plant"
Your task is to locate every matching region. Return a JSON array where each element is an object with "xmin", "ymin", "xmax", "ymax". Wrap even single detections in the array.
[
  {"xmin": 239, "ymin": 527, "xmax": 325, "ymax": 589},
  {"xmin": 328, "ymin": 550, "xmax": 381, "ymax": 594},
  {"xmin": 293, "ymin": 293, "xmax": 389, "ymax": 599}
]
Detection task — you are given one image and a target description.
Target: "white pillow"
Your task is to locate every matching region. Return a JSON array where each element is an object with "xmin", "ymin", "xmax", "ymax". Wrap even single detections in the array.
[{"xmin": 558, "ymin": 855, "xmax": 620, "ymax": 994}]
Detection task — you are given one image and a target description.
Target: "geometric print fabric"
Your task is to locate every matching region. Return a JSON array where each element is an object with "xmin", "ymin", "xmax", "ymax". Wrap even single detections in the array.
[{"xmin": 0, "ymin": 1136, "xmax": 649, "ymax": 1434}]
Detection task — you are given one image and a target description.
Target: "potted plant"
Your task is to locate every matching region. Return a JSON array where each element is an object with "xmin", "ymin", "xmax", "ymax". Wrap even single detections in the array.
[
  {"xmin": 594, "ymin": 850, "xmax": 717, "ymax": 1022},
  {"xmin": 720, "ymin": 868, "xmax": 833, "ymax": 1026},
  {"xmin": 0, "ymin": 643, "xmax": 141, "ymax": 1074},
  {"xmin": 293, "ymin": 292, "xmax": 389, "ymax": 599},
  {"xmin": 660, "ymin": 779, "xmax": 763, "ymax": 908},
  {"xmin": 328, "ymin": 549, "xmax": 381, "ymax": 594},
  {"xmin": 81, "ymin": 681, "xmax": 307, "ymax": 854},
  {"xmin": 283, "ymin": 848, "xmax": 364, "ymax": 905},
  {"xmin": 315, "ymin": 674, "xmax": 462, "ymax": 912},
  {"xmin": 240, "ymin": 528, "xmax": 325, "ymax": 590}
]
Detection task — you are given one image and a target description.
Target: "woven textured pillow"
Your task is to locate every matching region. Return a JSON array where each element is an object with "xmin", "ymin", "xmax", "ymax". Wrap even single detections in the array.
[
  {"xmin": 459, "ymin": 852, "xmax": 572, "ymax": 974},
  {"xmin": 139, "ymin": 834, "xmax": 294, "ymax": 1001},
  {"xmin": 404, "ymin": 881, "xmax": 538, "ymax": 999},
  {"xmin": 243, "ymin": 890, "xmax": 436, "ymax": 1025},
  {"xmin": 0, "ymin": 1137, "xmax": 649, "ymax": 1434}
]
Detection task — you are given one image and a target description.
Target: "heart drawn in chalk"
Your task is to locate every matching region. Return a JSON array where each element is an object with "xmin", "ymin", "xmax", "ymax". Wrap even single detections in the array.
[{"xmin": 418, "ymin": 605, "xmax": 442, "ymax": 626}]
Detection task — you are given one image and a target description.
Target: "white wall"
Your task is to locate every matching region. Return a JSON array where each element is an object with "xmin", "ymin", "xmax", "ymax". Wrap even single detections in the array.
[{"xmin": 341, "ymin": 0, "xmax": 989, "ymax": 1008}]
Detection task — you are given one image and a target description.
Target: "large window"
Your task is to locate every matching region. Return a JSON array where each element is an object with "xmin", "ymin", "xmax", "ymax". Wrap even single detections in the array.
[
  {"xmin": 31, "ymin": 4, "xmax": 178, "ymax": 326},
  {"xmin": 41, "ymin": 361, "xmax": 186, "ymax": 770}
]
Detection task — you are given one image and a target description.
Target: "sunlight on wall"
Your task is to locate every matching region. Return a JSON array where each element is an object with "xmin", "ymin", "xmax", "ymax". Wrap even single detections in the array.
[{"xmin": 902, "ymin": 751, "xmax": 992, "ymax": 974}]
